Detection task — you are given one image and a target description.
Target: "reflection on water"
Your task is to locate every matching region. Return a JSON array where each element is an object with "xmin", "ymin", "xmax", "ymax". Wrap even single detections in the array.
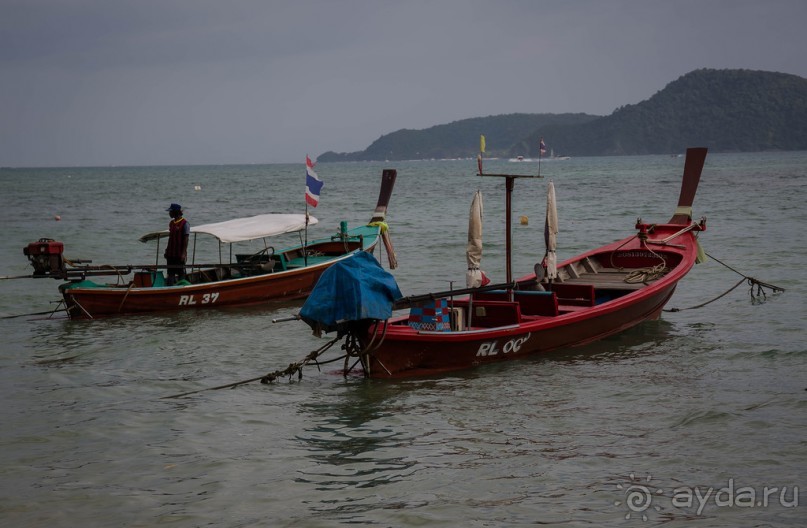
[{"xmin": 296, "ymin": 382, "xmax": 418, "ymax": 499}]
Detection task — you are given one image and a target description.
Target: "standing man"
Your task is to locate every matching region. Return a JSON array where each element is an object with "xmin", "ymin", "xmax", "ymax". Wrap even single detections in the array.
[{"xmin": 165, "ymin": 203, "xmax": 190, "ymax": 285}]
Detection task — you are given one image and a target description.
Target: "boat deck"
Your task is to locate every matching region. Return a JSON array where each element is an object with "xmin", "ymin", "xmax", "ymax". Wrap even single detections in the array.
[
  {"xmin": 556, "ymin": 270, "xmax": 646, "ymax": 290},
  {"xmin": 550, "ymin": 256, "xmax": 652, "ymax": 291},
  {"xmin": 395, "ymin": 261, "xmax": 663, "ymax": 334}
]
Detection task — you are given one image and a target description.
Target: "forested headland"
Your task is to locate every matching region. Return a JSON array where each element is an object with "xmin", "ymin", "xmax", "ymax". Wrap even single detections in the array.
[{"xmin": 317, "ymin": 69, "xmax": 807, "ymax": 161}]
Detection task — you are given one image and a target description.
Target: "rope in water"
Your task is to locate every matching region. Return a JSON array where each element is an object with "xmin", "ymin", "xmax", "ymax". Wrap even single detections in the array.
[
  {"xmin": 664, "ymin": 252, "xmax": 785, "ymax": 312},
  {"xmin": 161, "ymin": 335, "xmax": 345, "ymax": 399},
  {"xmin": 1, "ymin": 308, "xmax": 65, "ymax": 319}
]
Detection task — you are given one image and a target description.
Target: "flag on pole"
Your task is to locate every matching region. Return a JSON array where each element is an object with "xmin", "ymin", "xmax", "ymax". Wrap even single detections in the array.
[
  {"xmin": 539, "ymin": 138, "xmax": 547, "ymax": 156},
  {"xmin": 305, "ymin": 155, "xmax": 323, "ymax": 207},
  {"xmin": 480, "ymin": 135, "xmax": 486, "ymax": 154}
]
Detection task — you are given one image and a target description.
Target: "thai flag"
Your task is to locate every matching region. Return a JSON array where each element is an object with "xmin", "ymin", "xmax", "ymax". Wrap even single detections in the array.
[
  {"xmin": 539, "ymin": 138, "xmax": 547, "ymax": 155},
  {"xmin": 305, "ymin": 155, "xmax": 323, "ymax": 207}
]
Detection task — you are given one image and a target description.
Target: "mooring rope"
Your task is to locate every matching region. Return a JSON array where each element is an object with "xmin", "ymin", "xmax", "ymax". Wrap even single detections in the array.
[
  {"xmin": 1, "ymin": 307, "xmax": 68, "ymax": 319},
  {"xmin": 607, "ymin": 231, "xmax": 670, "ymax": 285},
  {"xmin": 161, "ymin": 335, "xmax": 344, "ymax": 399},
  {"xmin": 664, "ymin": 252, "xmax": 785, "ymax": 312},
  {"xmin": 624, "ymin": 262, "xmax": 669, "ymax": 284}
]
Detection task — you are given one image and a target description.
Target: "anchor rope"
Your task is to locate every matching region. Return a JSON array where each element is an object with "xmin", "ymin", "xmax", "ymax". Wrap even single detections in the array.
[
  {"xmin": 664, "ymin": 252, "xmax": 785, "ymax": 312},
  {"xmin": 1, "ymin": 307, "xmax": 68, "ymax": 319},
  {"xmin": 664, "ymin": 277, "xmax": 747, "ymax": 312},
  {"xmin": 161, "ymin": 335, "xmax": 344, "ymax": 399}
]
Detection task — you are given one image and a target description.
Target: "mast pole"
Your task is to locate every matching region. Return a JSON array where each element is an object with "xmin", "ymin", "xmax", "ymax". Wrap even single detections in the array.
[
  {"xmin": 479, "ymin": 171, "xmax": 542, "ymax": 288},
  {"xmin": 304, "ymin": 202, "xmax": 309, "ymax": 266},
  {"xmin": 505, "ymin": 176, "xmax": 514, "ymax": 284},
  {"xmin": 477, "ymin": 135, "xmax": 540, "ymax": 290}
]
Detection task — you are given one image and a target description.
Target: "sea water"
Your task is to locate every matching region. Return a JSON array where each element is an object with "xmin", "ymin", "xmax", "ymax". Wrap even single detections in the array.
[{"xmin": 0, "ymin": 153, "xmax": 804, "ymax": 526}]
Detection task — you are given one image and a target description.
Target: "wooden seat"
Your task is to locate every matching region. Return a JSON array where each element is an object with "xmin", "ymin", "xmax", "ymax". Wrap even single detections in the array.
[
  {"xmin": 468, "ymin": 300, "xmax": 522, "ymax": 328},
  {"xmin": 472, "ymin": 290, "xmax": 510, "ymax": 301},
  {"xmin": 514, "ymin": 291, "xmax": 559, "ymax": 316},
  {"xmin": 473, "ymin": 290, "xmax": 559, "ymax": 317},
  {"xmin": 549, "ymin": 283, "xmax": 595, "ymax": 307}
]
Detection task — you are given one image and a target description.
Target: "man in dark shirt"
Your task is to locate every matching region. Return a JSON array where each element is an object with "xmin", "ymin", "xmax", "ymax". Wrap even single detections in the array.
[{"xmin": 165, "ymin": 203, "xmax": 190, "ymax": 285}]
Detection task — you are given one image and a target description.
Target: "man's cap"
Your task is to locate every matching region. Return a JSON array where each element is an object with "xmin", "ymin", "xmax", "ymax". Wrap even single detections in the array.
[{"xmin": 166, "ymin": 203, "xmax": 183, "ymax": 212}]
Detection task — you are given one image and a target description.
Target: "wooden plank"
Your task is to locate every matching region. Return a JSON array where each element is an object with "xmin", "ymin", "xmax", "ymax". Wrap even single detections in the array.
[{"xmin": 559, "ymin": 272, "xmax": 649, "ymax": 291}]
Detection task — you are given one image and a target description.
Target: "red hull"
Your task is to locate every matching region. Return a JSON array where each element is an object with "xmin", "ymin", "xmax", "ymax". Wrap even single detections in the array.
[
  {"xmin": 62, "ymin": 258, "xmax": 340, "ymax": 319},
  {"xmin": 362, "ymin": 225, "xmax": 701, "ymax": 379}
]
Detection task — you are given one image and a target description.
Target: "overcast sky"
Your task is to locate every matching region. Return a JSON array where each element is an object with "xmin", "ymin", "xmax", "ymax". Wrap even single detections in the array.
[{"xmin": 2, "ymin": 0, "xmax": 806, "ymax": 167}]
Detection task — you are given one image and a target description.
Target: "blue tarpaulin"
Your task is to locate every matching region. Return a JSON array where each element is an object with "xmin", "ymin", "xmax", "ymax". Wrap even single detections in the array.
[{"xmin": 300, "ymin": 251, "xmax": 403, "ymax": 335}]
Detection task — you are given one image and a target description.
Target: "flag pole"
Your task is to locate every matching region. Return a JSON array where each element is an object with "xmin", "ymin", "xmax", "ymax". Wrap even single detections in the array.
[
  {"xmin": 304, "ymin": 201, "xmax": 309, "ymax": 267},
  {"xmin": 304, "ymin": 155, "xmax": 309, "ymax": 266},
  {"xmin": 303, "ymin": 154, "xmax": 323, "ymax": 267}
]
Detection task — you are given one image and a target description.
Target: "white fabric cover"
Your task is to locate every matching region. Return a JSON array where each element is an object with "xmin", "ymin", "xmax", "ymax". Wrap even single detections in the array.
[
  {"xmin": 139, "ymin": 214, "xmax": 317, "ymax": 244},
  {"xmin": 466, "ymin": 190, "xmax": 485, "ymax": 288},
  {"xmin": 545, "ymin": 181, "xmax": 558, "ymax": 279}
]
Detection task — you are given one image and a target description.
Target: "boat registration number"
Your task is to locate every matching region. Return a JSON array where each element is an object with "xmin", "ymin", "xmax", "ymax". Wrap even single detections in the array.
[
  {"xmin": 476, "ymin": 333, "xmax": 531, "ymax": 357},
  {"xmin": 178, "ymin": 292, "xmax": 220, "ymax": 306}
]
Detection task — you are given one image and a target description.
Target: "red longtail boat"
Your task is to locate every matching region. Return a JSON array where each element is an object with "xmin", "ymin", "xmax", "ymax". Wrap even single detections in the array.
[
  {"xmin": 303, "ymin": 148, "xmax": 709, "ymax": 378},
  {"xmin": 21, "ymin": 170, "xmax": 397, "ymax": 319}
]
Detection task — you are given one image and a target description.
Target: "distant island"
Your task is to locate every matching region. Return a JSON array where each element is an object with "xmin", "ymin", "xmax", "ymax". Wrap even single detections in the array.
[{"xmin": 317, "ymin": 69, "xmax": 807, "ymax": 161}]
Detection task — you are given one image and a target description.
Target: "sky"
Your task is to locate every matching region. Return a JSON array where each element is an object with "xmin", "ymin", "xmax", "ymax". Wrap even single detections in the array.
[{"xmin": 2, "ymin": 0, "xmax": 806, "ymax": 167}]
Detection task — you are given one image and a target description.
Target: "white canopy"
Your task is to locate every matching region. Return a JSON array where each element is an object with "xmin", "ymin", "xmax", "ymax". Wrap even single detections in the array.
[{"xmin": 139, "ymin": 213, "xmax": 318, "ymax": 244}]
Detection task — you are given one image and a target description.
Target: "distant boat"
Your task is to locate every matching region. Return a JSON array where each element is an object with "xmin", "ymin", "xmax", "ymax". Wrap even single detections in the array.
[
  {"xmin": 549, "ymin": 148, "xmax": 571, "ymax": 161},
  {"xmin": 508, "ymin": 149, "xmax": 570, "ymax": 162},
  {"xmin": 21, "ymin": 170, "xmax": 398, "ymax": 319}
]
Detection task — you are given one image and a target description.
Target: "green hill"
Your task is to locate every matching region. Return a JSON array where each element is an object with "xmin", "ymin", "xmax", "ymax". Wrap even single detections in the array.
[
  {"xmin": 317, "ymin": 113, "xmax": 598, "ymax": 162},
  {"xmin": 318, "ymin": 69, "xmax": 807, "ymax": 161},
  {"xmin": 517, "ymin": 68, "xmax": 807, "ymax": 157}
]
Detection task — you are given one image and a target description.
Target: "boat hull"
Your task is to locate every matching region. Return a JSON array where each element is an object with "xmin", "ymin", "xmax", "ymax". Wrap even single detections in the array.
[
  {"xmin": 362, "ymin": 225, "xmax": 701, "ymax": 379},
  {"xmin": 63, "ymin": 259, "xmax": 336, "ymax": 318},
  {"xmin": 365, "ymin": 283, "xmax": 676, "ymax": 378},
  {"xmin": 62, "ymin": 233, "xmax": 380, "ymax": 319}
]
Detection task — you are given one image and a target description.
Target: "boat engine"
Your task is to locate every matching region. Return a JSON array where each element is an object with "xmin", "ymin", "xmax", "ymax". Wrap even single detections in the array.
[{"xmin": 23, "ymin": 238, "xmax": 65, "ymax": 276}]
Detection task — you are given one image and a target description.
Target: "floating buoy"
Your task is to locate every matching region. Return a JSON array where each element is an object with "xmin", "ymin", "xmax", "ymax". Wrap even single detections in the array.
[
  {"xmin": 520, "ymin": 215, "xmax": 528, "ymax": 225},
  {"xmin": 54, "ymin": 215, "xmax": 61, "ymax": 221},
  {"xmin": 194, "ymin": 185, "xmax": 201, "ymax": 191}
]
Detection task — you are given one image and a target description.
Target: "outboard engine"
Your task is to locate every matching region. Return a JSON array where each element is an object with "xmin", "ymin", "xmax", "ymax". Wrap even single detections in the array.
[{"xmin": 23, "ymin": 238, "xmax": 65, "ymax": 276}]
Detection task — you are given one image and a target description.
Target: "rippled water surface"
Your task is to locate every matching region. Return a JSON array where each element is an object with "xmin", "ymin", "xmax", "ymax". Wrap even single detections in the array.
[{"xmin": 1, "ymin": 153, "xmax": 805, "ymax": 526}]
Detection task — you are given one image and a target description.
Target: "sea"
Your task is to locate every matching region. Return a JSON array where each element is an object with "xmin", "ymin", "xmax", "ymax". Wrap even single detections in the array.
[{"xmin": 0, "ymin": 152, "xmax": 804, "ymax": 527}]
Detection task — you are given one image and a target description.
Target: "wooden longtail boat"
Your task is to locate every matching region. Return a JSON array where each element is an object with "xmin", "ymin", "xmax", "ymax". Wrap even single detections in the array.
[
  {"xmin": 308, "ymin": 148, "xmax": 708, "ymax": 378},
  {"xmin": 26, "ymin": 170, "xmax": 396, "ymax": 319}
]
